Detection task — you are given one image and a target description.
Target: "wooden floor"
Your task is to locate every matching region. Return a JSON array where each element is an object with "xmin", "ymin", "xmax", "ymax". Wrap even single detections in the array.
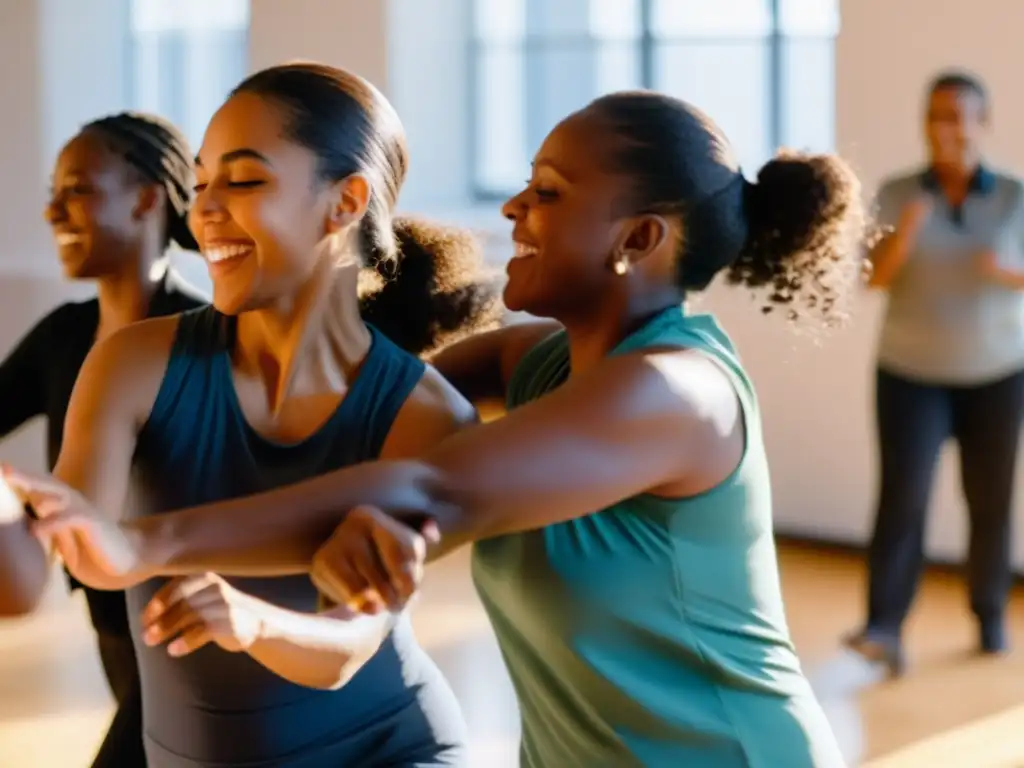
[{"xmin": 3, "ymin": 544, "xmax": 1024, "ymax": 767}]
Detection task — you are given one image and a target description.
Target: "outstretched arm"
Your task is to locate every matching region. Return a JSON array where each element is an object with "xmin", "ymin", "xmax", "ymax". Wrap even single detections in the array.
[
  {"xmin": 139, "ymin": 571, "xmax": 407, "ymax": 690},
  {"xmin": 16, "ymin": 318, "xmax": 177, "ymax": 590},
  {"xmin": 141, "ymin": 345, "xmax": 729, "ymax": 572}
]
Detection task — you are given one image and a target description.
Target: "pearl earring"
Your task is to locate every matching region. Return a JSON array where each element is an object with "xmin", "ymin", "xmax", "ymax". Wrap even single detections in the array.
[{"xmin": 612, "ymin": 257, "xmax": 629, "ymax": 275}]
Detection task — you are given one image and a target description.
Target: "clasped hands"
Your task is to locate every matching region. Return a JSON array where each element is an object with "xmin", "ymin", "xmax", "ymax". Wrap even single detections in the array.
[{"xmin": 4, "ymin": 467, "xmax": 436, "ymax": 656}]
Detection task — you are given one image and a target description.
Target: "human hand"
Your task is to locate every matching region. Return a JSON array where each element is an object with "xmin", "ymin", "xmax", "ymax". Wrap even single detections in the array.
[
  {"xmin": 896, "ymin": 196, "xmax": 933, "ymax": 236},
  {"xmin": 977, "ymin": 250, "xmax": 1003, "ymax": 279},
  {"xmin": 311, "ymin": 506, "xmax": 439, "ymax": 614},
  {"xmin": 3, "ymin": 466, "xmax": 152, "ymax": 590},
  {"xmin": 140, "ymin": 572, "xmax": 266, "ymax": 657}
]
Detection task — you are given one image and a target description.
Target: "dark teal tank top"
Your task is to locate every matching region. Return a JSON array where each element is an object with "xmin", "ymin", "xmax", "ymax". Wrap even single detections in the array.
[
  {"xmin": 127, "ymin": 307, "xmax": 466, "ymax": 767},
  {"xmin": 472, "ymin": 306, "xmax": 845, "ymax": 768}
]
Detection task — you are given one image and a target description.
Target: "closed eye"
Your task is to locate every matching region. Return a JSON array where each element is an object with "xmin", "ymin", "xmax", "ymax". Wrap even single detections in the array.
[
  {"xmin": 524, "ymin": 181, "xmax": 558, "ymax": 201},
  {"xmin": 192, "ymin": 180, "xmax": 266, "ymax": 194}
]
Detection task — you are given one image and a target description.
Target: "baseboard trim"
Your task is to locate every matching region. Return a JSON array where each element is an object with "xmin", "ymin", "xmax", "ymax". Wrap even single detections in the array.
[{"xmin": 775, "ymin": 532, "xmax": 1024, "ymax": 583}]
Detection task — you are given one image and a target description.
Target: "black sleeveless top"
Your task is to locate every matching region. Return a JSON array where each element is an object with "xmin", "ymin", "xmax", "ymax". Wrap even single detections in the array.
[{"xmin": 127, "ymin": 307, "xmax": 467, "ymax": 766}]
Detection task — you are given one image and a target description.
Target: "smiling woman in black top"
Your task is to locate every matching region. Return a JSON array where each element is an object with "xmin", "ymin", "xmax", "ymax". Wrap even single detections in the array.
[{"xmin": 0, "ymin": 112, "xmax": 207, "ymax": 767}]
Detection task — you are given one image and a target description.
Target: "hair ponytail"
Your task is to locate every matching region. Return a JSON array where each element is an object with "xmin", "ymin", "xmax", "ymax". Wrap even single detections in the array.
[
  {"xmin": 725, "ymin": 150, "xmax": 868, "ymax": 325},
  {"xmin": 358, "ymin": 216, "xmax": 503, "ymax": 356}
]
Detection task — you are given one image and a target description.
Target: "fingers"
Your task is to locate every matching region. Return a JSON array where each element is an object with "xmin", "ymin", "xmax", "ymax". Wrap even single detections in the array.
[
  {"xmin": 32, "ymin": 513, "xmax": 89, "ymax": 542},
  {"xmin": 311, "ymin": 506, "xmax": 431, "ymax": 613},
  {"xmin": 166, "ymin": 625, "xmax": 213, "ymax": 657},
  {"xmin": 31, "ymin": 515, "xmax": 87, "ymax": 572},
  {"xmin": 141, "ymin": 575, "xmax": 238, "ymax": 657},
  {"xmin": 143, "ymin": 574, "xmax": 217, "ymax": 626},
  {"xmin": 2, "ymin": 466, "xmax": 70, "ymax": 516},
  {"xmin": 350, "ymin": 534, "xmax": 394, "ymax": 613},
  {"xmin": 30, "ymin": 515, "xmax": 140, "ymax": 589},
  {"xmin": 311, "ymin": 539, "xmax": 369, "ymax": 610},
  {"xmin": 143, "ymin": 589, "xmax": 221, "ymax": 649},
  {"xmin": 141, "ymin": 575, "xmax": 261, "ymax": 657},
  {"xmin": 141, "ymin": 575, "xmax": 221, "ymax": 648},
  {"xmin": 373, "ymin": 516, "xmax": 432, "ymax": 604}
]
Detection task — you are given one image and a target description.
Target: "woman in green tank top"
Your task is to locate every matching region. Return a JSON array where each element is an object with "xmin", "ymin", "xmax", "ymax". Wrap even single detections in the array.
[{"xmin": 25, "ymin": 92, "xmax": 869, "ymax": 766}]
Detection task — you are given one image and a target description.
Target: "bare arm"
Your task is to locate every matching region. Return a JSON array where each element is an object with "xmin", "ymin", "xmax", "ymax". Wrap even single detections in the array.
[
  {"xmin": 36, "ymin": 318, "xmax": 176, "ymax": 588},
  {"xmin": 246, "ymin": 604, "xmax": 396, "ymax": 689},
  {"xmin": 428, "ymin": 319, "xmax": 560, "ymax": 418},
  {"xmin": 144, "ymin": 346, "xmax": 734, "ymax": 569},
  {"xmin": 868, "ymin": 187, "xmax": 931, "ymax": 290}
]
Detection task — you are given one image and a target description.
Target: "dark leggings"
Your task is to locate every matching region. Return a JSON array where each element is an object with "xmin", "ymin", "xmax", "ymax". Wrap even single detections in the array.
[
  {"xmin": 85, "ymin": 591, "xmax": 147, "ymax": 768},
  {"xmin": 866, "ymin": 367, "xmax": 1024, "ymax": 636}
]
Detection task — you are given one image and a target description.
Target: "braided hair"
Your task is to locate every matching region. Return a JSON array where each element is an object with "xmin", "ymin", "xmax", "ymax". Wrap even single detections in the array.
[{"xmin": 81, "ymin": 112, "xmax": 198, "ymax": 251}]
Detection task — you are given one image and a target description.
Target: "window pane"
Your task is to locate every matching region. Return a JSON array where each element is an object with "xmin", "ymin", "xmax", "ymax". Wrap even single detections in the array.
[
  {"xmin": 129, "ymin": 0, "xmax": 248, "ymax": 151},
  {"xmin": 526, "ymin": 0, "xmax": 591, "ymax": 37},
  {"xmin": 132, "ymin": 0, "xmax": 249, "ymax": 32},
  {"xmin": 131, "ymin": 32, "xmax": 185, "ymax": 124},
  {"xmin": 473, "ymin": 0, "xmax": 526, "ymax": 42},
  {"xmin": 651, "ymin": 0, "xmax": 773, "ymax": 37},
  {"xmin": 472, "ymin": 38, "xmax": 643, "ymax": 195},
  {"xmin": 525, "ymin": 42, "xmax": 598, "ymax": 156},
  {"xmin": 473, "ymin": 46, "xmax": 529, "ymax": 194},
  {"xmin": 778, "ymin": 0, "xmax": 840, "ymax": 35},
  {"xmin": 182, "ymin": 29, "xmax": 248, "ymax": 147},
  {"xmin": 590, "ymin": 0, "xmax": 643, "ymax": 40},
  {"xmin": 652, "ymin": 41, "xmax": 772, "ymax": 172},
  {"xmin": 526, "ymin": 41, "xmax": 642, "ymax": 158},
  {"xmin": 780, "ymin": 38, "xmax": 835, "ymax": 152},
  {"xmin": 594, "ymin": 42, "xmax": 643, "ymax": 93}
]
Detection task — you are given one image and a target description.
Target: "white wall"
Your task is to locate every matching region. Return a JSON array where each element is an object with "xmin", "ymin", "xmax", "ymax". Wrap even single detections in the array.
[{"xmin": 3, "ymin": 0, "xmax": 1024, "ymax": 569}]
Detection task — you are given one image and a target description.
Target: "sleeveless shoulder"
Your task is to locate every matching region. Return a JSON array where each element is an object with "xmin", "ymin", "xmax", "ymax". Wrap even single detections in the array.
[
  {"xmin": 171, "ymin": 305, "xmax": 231, "ymax": 355},
  {"xmin": 139, "ymin": 306, "xmax": 228, "ymax": 443},
  {"xmin": 506, "ymin": 306, "xmax": 755, "ymax": 409},
  {"xmin": 614, "ymin": 305, "xmax": 757, "ymax": 410},
  {"xmin": 346, "ymin": 328, "xmax": 427, "ymax": 459}
]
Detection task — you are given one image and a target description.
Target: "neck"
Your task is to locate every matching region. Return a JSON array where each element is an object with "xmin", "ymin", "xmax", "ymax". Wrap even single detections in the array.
[
  {"xmin": 95, "ymin": 258, "xmax": 160, "ymax": 341},
  {"xmin": 234, "ymin": 259, "xmax": 371, "ymax": 415},
  {"xmin": 563, "ymin": 290, "xmax": 680, "ymax": 376},
  {"xmin": 933, "ymin": 158, "xmax": 979, "ymax": 183}
]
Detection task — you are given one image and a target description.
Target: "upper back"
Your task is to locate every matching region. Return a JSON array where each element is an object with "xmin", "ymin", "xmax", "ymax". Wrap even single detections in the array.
[{"xmin": 472, "ymin": 306, "xmax": 803, "ymax": 765}]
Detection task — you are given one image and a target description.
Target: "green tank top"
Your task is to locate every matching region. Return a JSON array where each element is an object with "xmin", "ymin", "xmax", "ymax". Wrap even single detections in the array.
[{"xmin": 471, "ymin": 306, "xmax": 844, "ymax": 768}]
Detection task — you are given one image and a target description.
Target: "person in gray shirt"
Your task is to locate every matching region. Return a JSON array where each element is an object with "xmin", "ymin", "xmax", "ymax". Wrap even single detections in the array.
[{"xmin": 847, "ymin": 71, "xmax": 1024, "ymax": 675}]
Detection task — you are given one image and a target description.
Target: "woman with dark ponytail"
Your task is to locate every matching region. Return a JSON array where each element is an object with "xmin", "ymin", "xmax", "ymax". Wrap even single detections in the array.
[
  {"xmin": 0, "ymin": 112, "xmax": 207, "ymax": 766},
  {"xmin": 5, "ymin": 63, "xmax": 499, "ymax": 766}
]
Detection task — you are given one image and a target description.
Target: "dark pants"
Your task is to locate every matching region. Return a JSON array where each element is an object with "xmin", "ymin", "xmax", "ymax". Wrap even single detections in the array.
[
  {"xmin": 86, "ymin": 610, "xmax": 147, "ymax": 767},
  {"xmin": 866, "ymin": 367, "xmax": 1024, "ymax": 638}
]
